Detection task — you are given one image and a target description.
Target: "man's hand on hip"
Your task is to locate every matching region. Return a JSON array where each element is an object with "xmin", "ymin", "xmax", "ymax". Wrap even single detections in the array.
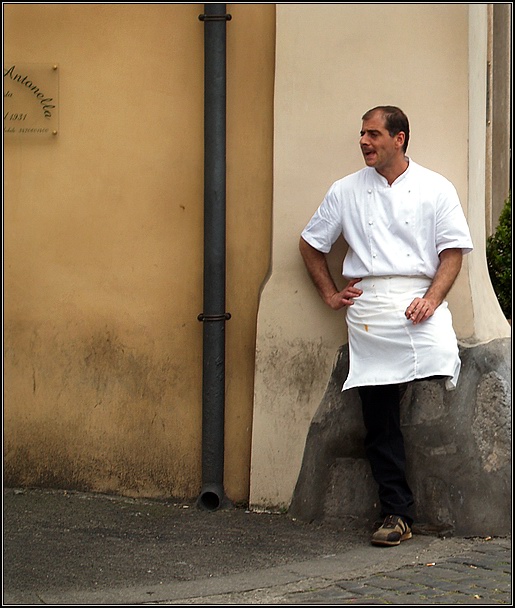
[{"xmin": 327, "ymin": 278, "xmax": 363, "ymax": 310}]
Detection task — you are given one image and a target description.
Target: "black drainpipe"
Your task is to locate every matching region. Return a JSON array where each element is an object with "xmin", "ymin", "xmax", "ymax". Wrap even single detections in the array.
[{"xmin": 197, "ymin": 3, "xmax": 232, "ymax": 511}]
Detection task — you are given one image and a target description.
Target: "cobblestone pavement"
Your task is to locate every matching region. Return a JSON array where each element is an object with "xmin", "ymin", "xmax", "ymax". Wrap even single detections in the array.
[
  {"xmin": 281, "ymin": 540, "xmax": 512, "ymax": 605},
  {"xmin": 158, "ymin": 537, "xmax": 512, "ymax": 605}
]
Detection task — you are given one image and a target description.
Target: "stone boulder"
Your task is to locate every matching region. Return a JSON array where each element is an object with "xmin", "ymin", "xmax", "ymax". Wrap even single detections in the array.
[{"xmin": 289, "ymin": 338, "xmax": 511, "ymax": 536}]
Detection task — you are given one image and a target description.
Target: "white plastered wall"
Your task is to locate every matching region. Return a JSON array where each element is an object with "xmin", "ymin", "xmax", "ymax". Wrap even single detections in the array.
[
  {"xmin": 467, "ymin": 3, "xmax": 512, "ymax": 341},
  {"xmin": 250, "ymin": 3, "xmax": 510, "ymax": 509}
]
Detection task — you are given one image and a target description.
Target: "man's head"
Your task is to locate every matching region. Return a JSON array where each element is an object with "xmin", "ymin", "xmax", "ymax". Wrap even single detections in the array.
[
  {"xmin": 362, "ymin": 106, "xmax": 410, "ymax": 153},
  {"xmin": 360, "ymin": 106, "xmax": 410, "ymax": 177}
]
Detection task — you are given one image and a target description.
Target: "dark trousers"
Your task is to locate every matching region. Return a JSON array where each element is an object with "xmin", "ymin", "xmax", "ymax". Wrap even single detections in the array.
[{"xmin": 358, "ymin": 383, "xmax": 415, "ymax": 525}]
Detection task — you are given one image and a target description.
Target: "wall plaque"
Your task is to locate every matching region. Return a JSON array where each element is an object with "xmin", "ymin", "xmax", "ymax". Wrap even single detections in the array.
[{"xmin": 4, "ymin": 63, "xmax": 59, "ymax": 137}]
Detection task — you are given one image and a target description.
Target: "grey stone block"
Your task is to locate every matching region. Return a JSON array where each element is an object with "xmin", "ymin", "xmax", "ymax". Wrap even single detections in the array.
[{"xmin": 289, "ymin": 338, "xmax": 511, "ymax": 536}]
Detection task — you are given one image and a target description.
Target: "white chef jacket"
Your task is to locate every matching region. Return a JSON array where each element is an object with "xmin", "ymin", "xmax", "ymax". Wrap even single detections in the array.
[
  {"xmin": 301, "ymin": 160, "xmax": 474, "ymax": 391},
  {"xmin": 301, "ymin": 160, "xmax": 473, "ymax": 280}
]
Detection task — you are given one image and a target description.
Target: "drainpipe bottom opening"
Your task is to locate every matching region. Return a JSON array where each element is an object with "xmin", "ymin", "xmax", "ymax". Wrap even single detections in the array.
[{"xmin": 197, "ymin": 484, "xmax": 226, "ymax": 511}]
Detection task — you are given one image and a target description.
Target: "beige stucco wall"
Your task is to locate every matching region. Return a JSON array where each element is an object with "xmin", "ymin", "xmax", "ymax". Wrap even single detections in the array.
[
  {"xmin": 4, "ymin": 3, "xmax": 275, "ymax": 501},
  {"xmin": 250, "ymin": 3, "xmax": 511, "ymax": 509}
]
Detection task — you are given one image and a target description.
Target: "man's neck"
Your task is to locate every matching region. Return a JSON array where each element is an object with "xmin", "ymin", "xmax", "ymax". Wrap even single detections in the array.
[{"xmin": 376, "ymin": 156, "xmax": 409, "ymax": 186}]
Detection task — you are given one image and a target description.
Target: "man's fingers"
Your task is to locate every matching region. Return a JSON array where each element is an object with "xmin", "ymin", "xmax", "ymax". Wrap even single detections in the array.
[{"xmin": 406, "ymin": 299, "xmax": 434, "ymax": 324}]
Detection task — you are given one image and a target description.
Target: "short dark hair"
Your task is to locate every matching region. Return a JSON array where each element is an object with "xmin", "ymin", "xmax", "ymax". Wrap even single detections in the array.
[{"xmin": 362, "ymin": 106, "xmax": 410, "ymax": 153}]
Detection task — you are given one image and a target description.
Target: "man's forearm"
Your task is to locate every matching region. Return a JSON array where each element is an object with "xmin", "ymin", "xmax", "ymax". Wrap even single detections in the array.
[
  {"xmin": 406, "ymin": 248, "xmax": 463, "ymax": 324},
  {"xmin": 299, "ymin": 237, "xmax": 363, "ymax": 310},
  {"xmin": 424, "ymin": 248, "xmax": 463, "ymax": 307},
  {"xmin": 299, "ymin": 237, "xmax": 338, "ymax": 305}
]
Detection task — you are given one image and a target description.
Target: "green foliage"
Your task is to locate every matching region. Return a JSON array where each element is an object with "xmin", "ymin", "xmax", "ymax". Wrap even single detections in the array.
[{"xmin": 486, "ymin": 194, "xmax": 512, "ymax": 319}]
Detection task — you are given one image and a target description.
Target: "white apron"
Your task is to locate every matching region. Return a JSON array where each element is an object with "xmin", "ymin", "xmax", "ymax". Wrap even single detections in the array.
[{"xmin": 342, "ymin": 276, "xmax": 460, "ymax": 391}]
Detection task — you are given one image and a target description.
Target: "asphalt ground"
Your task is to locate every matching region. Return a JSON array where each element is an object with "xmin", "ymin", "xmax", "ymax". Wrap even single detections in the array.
[{"xmin": 3, "ymin": 487, "xmax": 512, "ymax": 605}]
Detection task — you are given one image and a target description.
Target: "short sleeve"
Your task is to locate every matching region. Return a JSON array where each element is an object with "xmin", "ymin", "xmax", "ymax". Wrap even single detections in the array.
[
  {"xmin": 435, "ymin": 182, "xmax": 473, "ymax": 255},
  {"xmin": 301, "ymin": 184, "xmax": 344, "ymax": 253}
]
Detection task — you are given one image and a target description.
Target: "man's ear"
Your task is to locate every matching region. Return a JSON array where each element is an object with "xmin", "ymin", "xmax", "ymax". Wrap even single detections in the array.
[{"xmin": 395, "ymin": 131, "xmax": 406, "ymax": 150}]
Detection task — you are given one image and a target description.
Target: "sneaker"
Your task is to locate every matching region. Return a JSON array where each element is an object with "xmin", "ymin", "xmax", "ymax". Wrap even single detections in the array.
[{"xmin": 371, "ymin": 515, "xmax": 412, "ymax": 546}]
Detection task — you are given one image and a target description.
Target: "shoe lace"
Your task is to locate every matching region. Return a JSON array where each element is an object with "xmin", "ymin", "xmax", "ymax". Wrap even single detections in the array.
[{"xmin": 383, "ymin": 515, "xmax": 402, "ymax": 529}]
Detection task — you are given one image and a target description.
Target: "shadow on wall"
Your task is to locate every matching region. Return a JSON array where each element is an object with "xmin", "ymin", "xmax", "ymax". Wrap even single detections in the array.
[{"xmin": 289, "ymin": 339, "xmax": 511, "ymax": 537}]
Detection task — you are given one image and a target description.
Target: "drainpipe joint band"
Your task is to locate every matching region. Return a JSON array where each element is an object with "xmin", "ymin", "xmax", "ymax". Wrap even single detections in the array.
[
  {"xmin": 198, "ymin": 14, "xmax": 232, "ymax": 22},
  {"xmin": 197, "ymin": 312, "xmax": 232, "ymax": 322}
]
